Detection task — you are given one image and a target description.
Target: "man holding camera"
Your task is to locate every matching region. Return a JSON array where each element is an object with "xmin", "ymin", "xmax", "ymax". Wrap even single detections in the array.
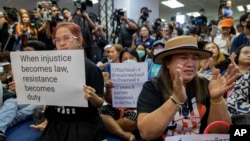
[{"xmin": 111, "ymin": 9, "xmax": 138, "ymax": 48}]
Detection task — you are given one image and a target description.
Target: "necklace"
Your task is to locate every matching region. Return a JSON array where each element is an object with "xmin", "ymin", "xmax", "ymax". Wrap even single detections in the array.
[{"xmin": 182, "ymin": 100, "xmax": 190, "ymax": 117}]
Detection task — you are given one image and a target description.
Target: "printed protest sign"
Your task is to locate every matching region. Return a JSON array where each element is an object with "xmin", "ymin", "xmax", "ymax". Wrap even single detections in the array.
[
  {"xmin": 110, "ymin": 62, "xmax": 147, "ymax": 108},
  {"xmin": 10, "ymin": 50, "xmax": 87, "ymax": 107}
]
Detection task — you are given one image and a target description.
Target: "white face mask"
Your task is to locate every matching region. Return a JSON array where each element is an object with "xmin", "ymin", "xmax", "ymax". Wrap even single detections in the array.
[{"xmin": 123, "ymin": 59, "xmax": 137, "ymax": 63}]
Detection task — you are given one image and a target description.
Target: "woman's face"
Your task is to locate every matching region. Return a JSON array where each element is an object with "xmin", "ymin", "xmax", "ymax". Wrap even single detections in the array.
[
  {"xmin": 136, "ymin": 45, "xmax": 145, "ymax": 51},
  {"xmin": 107, "ymin": 47, "xmax": 119, "ymax": 62},
  {"xmin": 165, "ymin": 53, "xmax": 199, "ymax": 84},
  {"xmin": 54, "ymin": 27, "xmax": 80, "ymax": 50},
  {"xmin": 221, "ymin": 27, "xmax": 231, "ymax": 34},
  {"xmin": 204, "ymin": 43, "xmax": 219, "ymax": 58},
  {"xmin": 238, "ymin": 46, "xmax": 250, "ymax": 65},
  {"xmin": 21, "ymin": 13, "xmax": 30, "ymax": 23},
  {"xmin": 163, "ymin": 25, "xmax": 170, "ymax": 35},
  {"xmin": 140, "ymin": 27, "xmax": 149, "ymax": 37},
  {"xmin": 121, "ymin": 52, "xmax": 137, "ymax": 63}
]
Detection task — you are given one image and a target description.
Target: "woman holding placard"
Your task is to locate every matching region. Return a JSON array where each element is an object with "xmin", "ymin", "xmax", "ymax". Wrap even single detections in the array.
[
  {"xmin": 100, "ymin": 47, "xmax": 140, "ymax": 141},
  {"xmin": 31, "ymin": 22, "xmax": 106, "ymax": 141}
]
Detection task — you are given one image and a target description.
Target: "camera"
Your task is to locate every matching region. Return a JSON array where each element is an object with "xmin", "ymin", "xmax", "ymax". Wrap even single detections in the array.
[
  {"xmin": 73, "ymin": 0, "xmax": 93, "ymax": 12},
  {"xmin": 140, "ymin": 7, "xmax": 151, "ymax": 21},
  {"xmin": 37, "ymin": 1, "xmax": 52, "ymax": 9},
  {"xmin": 30, "ymin": 14, "xmax": 36, "ymax": 27},
  {"xmin": 152, "ymin": 18, "xmax": 162, "ymax": 33},
  {"xmin": 113, "ymin": 8, "xmax": 125, "ymax": 21}
]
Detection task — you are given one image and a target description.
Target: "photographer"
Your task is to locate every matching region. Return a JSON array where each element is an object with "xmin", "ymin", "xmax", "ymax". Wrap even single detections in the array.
[
  {"xmin": 151, "ymin": 18, "xmax": 163, "ymax": 41},
  {"xmin": 137, "ymin": 7, "xmax": 152, "ymax": 28},
  {"xmin": 31, "ymin": 8, "xmax": 47, "ymax": 44},
  {"xmin": 0, "ymin": 6, "xmax": 18, "ymax": 52},
  {"xmin": 44, "ymin": 5, "xmax": 63, "ymax": 50},
  {"xmin": 72, "ymin": 0, "xmax": 96, "ymax": 59},
  {"xmin": 111, "ymin": 9, "xmax": 138, "ymax": 48}
]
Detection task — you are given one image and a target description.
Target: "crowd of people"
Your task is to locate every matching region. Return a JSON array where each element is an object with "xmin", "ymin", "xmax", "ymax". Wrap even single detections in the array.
[{"xmin": 0, "ymin": 0, "xmax": 250, "ymax": 140}]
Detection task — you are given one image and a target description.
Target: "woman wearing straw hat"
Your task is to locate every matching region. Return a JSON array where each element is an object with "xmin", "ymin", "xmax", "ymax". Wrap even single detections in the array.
[{"xmin": 136, "ymin": 35, "xmax": 241, "ymax": 140}]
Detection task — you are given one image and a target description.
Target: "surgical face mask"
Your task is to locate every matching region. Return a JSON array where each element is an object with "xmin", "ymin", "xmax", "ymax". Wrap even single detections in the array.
[
  {"xmin": 123, "ymin": 59, "xmax": 137, "ymax": 63},
  {"xmin": 137, "ymin": 50, "xmax": 145, "ymax": 59}
]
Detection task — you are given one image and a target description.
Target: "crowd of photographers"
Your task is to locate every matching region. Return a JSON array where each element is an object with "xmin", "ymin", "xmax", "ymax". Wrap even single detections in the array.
[{"xmin": 0, "ymin": 0, "xmax": 239, "ymax": 65}]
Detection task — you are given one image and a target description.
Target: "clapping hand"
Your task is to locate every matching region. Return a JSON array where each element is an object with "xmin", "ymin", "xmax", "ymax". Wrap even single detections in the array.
[
  {"xmin": 208, "ymin": 63, "xmax": 241, "ymax": 99},
  {"xmin": 172, "ymin": 64, "xmax": 187, "ymax": 103}
]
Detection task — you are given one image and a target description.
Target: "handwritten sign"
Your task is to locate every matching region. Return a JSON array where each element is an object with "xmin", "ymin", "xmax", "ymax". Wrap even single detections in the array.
[
  {"xmin": 110, "ymin": 62, "xmax": 147, "ymax": 108},
  {"xmin": 10, "ymin": 50, "xmax": 88, "ymax": 107}
]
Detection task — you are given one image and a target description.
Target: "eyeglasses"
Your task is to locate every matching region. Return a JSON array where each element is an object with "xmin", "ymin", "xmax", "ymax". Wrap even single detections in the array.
[{"xmin": 53, "ymin": 35, "xmax": 77, "ymax": 44}]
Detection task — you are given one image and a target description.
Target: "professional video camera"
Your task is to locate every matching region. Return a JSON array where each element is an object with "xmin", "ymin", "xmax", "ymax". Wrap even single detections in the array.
[
  {"xmin": 73, "ymin": 0, "xmax": 93, "ymax": 12},
  {"xmin": 113, "ymin": 8, "xmax": 126, "ymax": 21},
  {"xmin": 140, "ymin": 7, "xmax": 151, "ymax": 21},
  {"xmin": 37, "ymin": 1, "xmax": 52, "ymax": 9}
]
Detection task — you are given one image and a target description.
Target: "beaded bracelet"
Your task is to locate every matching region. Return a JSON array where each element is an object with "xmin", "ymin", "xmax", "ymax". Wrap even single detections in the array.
[
  {"xmin": 210, "ymin": 97, "xmax": 225, "ymax": 105},
  {"xmin": 170, "ymin": 96, "xmax": 184, "ymax": 110}
]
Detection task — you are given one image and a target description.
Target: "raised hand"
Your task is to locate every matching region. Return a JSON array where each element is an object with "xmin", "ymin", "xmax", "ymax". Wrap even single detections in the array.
[
  {"xmin": 208, "ymin": 64, "xmax": 241, "ymax": 99},
  {"xmin": 83, "ymin": 85, "xmax": 97, "ymax": 100},
  {"xmin": 172, "ymin": 64, "xmax": 187, "ymax": 103}
]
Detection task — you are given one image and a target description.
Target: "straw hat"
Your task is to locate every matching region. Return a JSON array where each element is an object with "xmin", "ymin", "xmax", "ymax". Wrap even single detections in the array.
[{"xmin": 153, "ymin": 36, "xmax": 212, "ymax": 64}]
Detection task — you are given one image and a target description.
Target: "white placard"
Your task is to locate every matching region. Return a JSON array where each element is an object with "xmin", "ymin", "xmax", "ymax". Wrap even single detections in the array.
[
  {"xmin": 166, "ymin": 134, "xmax": 229, "ymax": 141},
  {"xmin": 10, "ymin": 50, "xmax": 88, "ymax": 107},
  {"xmin": 110, "ymin": 62, "xmax": 147, "ymax": 108}
]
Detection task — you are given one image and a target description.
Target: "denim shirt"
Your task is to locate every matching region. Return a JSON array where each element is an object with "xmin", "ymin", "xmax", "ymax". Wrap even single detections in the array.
[{"xmin": 230, "ymin": 33, "xmax": 249, "ymax": 53}]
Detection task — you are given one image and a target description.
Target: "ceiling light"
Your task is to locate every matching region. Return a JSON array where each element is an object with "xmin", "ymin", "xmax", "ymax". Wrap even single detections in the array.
[
  {"xmin": 161, "ymin": 18, "xmax": 166, "ymax": 22},
  {"xmin": 92, "ymin": 0, "xmax": 98, "ymax": 4},
  {"xmin": 161, "ymin": 0, "xmax": 184, "ymax": 9},
  {"xmin": 237, "ymin": 6, "xmax": 245, "ymax": 12},
  {"xmin": 247, "ymin": 4, "xmax": 250, "ymax": 10},
  {"xmin": 186, "ymin": 12, "xmax": 200, "ymax": 17}
]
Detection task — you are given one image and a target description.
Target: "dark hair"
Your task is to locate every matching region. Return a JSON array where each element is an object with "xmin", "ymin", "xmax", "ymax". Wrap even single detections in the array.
[
  {"xmin": 199, "ymin": 8, "xmax": 205, "ymax": 12},
  {"xmin": 3, "ymin": 7, "xmax": 18, "ymax": 22},
  {"xmin": 0, "ymin": 51, "xmax": 11, "ymax": 63},
  {"xmin": 234, "ymin": 44, "xmax": 250, "ymax": 64},
  {"xmin": 165, "ymin": 23, "xmax": 174, "ymax": 34},
  {"xmin": 119, "ymin": 47, "xmax": 139, "ymax": 62},
  {"xmin": 61, "ymin": 8, "xmax": 70, "ymax": 13},
  {"xmin": 135, "ymin": 43, "xmax": 147, "ymax": 61},
  {"xmin": 239, "ymin": 12, "xmax": 250, "ymax": 24},
  {"xmin": 24, "ymin": 40, "xmax": 47, "ymax": 51}
]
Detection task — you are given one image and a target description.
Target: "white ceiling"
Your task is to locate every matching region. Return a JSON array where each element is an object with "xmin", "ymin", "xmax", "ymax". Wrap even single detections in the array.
[
  {"xmin": 1, "ymin": 0, "xmax": 249, "ymax": 24},
  {"xmin": 159, "ymin": 0, "xmax": 249, "ymax": 23}
]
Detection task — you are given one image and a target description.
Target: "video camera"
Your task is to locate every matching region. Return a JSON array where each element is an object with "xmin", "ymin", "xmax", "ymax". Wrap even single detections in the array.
[
  {"xmin": 113, "ymin": 8, "xmax": 126, "ymax": 21},
  {"xmin": 140, "ymin": 7, "xmax": 151, "ymax": 21},
  {"xmin": 37, "ymin": 1, "xmax": 52, "ymax": 9},
  {"xmin": 73, "ymin": 0, "xmax": 93, "ymax": 12}
]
